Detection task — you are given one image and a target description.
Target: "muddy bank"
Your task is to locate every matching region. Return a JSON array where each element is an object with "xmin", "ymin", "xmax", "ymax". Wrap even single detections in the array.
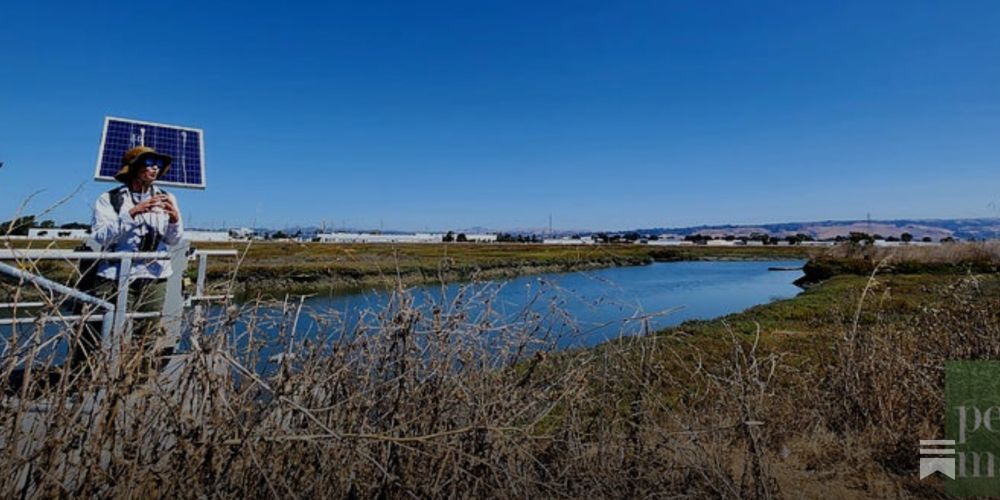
[{"xmin": 225, "ymin": 257, "xmax": 653, "ymax": 298}]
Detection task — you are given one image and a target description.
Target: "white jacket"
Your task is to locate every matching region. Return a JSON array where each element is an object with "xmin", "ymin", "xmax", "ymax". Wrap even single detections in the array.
[{"xmin": 92, "ymin": 186, "xmax": 184, "ymax": 280}]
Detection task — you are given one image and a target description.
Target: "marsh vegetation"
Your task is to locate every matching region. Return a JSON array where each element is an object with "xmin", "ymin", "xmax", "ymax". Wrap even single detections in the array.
[{"xmin": 0, "ymin": 242, "xmax": 996, "ymax": 497}]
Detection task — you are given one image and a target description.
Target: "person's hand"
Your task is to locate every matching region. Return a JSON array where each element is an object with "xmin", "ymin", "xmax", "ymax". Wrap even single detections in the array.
[
  {"xmin": 159, "ymin": 195, "xmax": 180, "ymax": 224},
  {"xmin": 129, "ymin": 195, "xmax": 178, "ymax": 223}
]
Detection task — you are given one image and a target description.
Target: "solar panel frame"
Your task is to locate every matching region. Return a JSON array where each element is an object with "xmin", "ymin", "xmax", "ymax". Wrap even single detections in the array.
[{"xmin": 94, "ymin": 116, "xmax": 207, "ymax": 189}]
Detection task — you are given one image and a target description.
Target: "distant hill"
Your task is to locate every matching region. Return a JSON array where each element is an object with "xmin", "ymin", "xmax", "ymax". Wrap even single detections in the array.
[
  {"xmin": 205, "ymin": 218, "xmax": 1000, "ymax": 241},
  {"xmin": 632, "ymin": 218, "xmax": 1000, "ymax": 241}
]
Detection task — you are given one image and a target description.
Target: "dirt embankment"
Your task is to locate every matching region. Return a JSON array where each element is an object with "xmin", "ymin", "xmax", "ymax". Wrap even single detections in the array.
[
  {"xmin": 794, "ymin": 242, "xmax": 1000, "ymax": 287},
  {"xmin": 220, "ymin": 256, "xmax": 653, "ymax": 297}
]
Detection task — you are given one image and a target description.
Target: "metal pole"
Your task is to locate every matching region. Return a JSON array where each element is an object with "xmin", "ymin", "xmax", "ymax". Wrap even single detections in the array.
[
  {"xmin": 196, "ymin": 253, "xmax": 208, "ymax": 298},
  {"xmin": 194, "ymin": 253, "xmax": 208, "ymax": 320},
  {"xmin": 0, "ymin": 302, "xmax": 46, "ymax": 309},
  {"xmin": 101, "ymin": 311, "xmax": 114, "ymax": 352},
  {"xmin": 112, "ymin": 257, "xmax": 131, "ymax": 371},
  {"xmin": 0, "ymin": 261, "xmax": 113, "ymax": 311},
  {"xmin": 0, "ymin": 249, "xmax": 168, "ymax": 260}
]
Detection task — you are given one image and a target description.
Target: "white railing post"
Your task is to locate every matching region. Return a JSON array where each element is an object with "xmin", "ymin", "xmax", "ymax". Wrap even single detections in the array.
[
  {"xmin": 111, "ymin": 257, "xmax": 131, "ymax": 371},
  {"xmin": 100, "ymin": 310, "xmax": 114, "ymax": 352}
]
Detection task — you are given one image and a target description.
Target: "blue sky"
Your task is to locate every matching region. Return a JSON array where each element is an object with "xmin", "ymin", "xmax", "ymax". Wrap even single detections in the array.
[{"xmin": 2, "ymin": 1, "xmax": 999, "ymax": 231}]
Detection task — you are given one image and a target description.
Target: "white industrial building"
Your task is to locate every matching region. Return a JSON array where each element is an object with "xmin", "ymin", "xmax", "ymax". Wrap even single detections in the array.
[
  {"xmin": 316, "ymin": 232, "xmax": 499, "ymax": 244},
  {"xmin": 463, "ymin": 233, "xmax": 498, "ymax": 243},
  {"xmin": 185, "ymin": 230, "xmax": 233, "ymax": 242},
  {"xmin": 317, "ymin": 232, "xmax": 444, "ymax": 244},
  {"xmin": 645, "ymin": 239, "xmax": 691, "ymax": 246},
  {"xmin": 542, "ymin": 237, "xmax": 594, "ymax": 245},
  {"xmin": 705, "ymin": 239, "xmax": 738, "ymax": 246},
  {"xmin": 27, "ymin": 228, "xmax": 90, "ymax": 240}
]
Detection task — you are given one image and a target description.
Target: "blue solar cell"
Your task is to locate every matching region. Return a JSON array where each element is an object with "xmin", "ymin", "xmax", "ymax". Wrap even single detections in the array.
[{"xmin": 94, "ymin": 117, "xmax": 206, "ymax": 189}]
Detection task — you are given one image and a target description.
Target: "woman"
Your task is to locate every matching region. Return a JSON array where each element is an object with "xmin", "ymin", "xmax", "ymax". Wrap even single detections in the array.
[{"xmin": 73, "ymin": 146, "xmax": 184, "ymax": 378}]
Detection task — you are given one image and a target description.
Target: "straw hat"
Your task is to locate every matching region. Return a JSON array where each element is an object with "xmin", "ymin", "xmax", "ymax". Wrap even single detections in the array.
[{"xmin": 114, "ymin": 146, "xmax": 172, "ymax": 183}]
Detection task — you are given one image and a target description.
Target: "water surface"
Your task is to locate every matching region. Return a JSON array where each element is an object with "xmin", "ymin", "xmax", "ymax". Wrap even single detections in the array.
[
  {"xmin": 1, "ymin": 260, "xmax": 805, "ymax": 367},
  {"xmin": 276, "ymin": 260, "xmax": 806, "ymax": 348}
]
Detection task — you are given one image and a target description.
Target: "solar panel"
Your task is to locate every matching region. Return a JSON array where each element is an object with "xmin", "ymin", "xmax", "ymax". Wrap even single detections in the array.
[{"xmin": 94, "ymin": 116, "xmax": 206, "ymax": 189}]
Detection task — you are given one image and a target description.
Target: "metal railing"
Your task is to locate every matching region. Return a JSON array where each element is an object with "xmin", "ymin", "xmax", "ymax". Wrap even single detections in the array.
[{"xmin": 0, "ymin": 245, "xmax": 237, "ymax": 370}]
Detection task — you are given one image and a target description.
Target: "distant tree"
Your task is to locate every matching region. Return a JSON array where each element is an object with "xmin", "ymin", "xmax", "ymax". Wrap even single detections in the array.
[
  {"xmin": 37, "ymin": 219, "xmax": 56, "ymax": 229},
  {"xmin": 684, "ymin": 233, "xmax": 711, "ymax": 244},
  {"xmin": 785, "ymin": 235, "xmax": 799, "ymax": 245},
  {"xmin": 940, "ymin": 236, "xmax": 956, "ymax": 243},
  {"xmin": 901, "ymin": 232, "xmax": 913, "ymax": 243},
  {"xmin": 795, "ymin": 233, "xmax": 814, "ymax": 242},
  {"xmin": 849, "ymin": 232, "xmax": 874, "ymax": 245},
  {"xmin": 922, "ymin": 236, "xmax": 933, "ymax": 243},
  {"xmin": 0, "ymin": 216, "xmax": 35, "ymax": 236},
  {"xmin": 623, "ymin": 232, "xmax": 640, "ymax": 242},
  {"xmin": 886, "ymin": 236, "xmax": 900, "ymax": 242},
  {"xmin": 456, "ymin": 233, "xmax": 467, "ymax": 242},
  {"xmin": 272, "ymin": 230, "xmax": 288, "ymax": 239},
  {"xmin": 442, "ymin": 231, "xmax": 455, "ymax": 243},
  {"xmin": 872, "ymin": 234, "xmax": 884, "ymax": 241},
  {"xmin": 60, "ymin": 222, "xmax": 90, "ymax": 230},
  {"xmin": 766, "ymin": 236, "xmax": 780, "ymax": 245},
  {"xmin": 647, "ymin": 234, "xmax": 659, "ymax": 241},
  {"xmin": 724, "ymin": 234, "xmax": 735, "ymax": 241}
]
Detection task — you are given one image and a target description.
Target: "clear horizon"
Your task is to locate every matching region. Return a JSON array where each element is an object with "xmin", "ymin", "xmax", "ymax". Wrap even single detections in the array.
[{"xmin": 3, "ymin": 1, "xmax": 999, "ymax": 230}]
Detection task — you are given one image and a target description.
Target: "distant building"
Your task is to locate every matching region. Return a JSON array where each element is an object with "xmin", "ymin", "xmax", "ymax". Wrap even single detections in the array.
[
  {"xmin": 27, "ymin": 228, "xmax": 90, "ymax": 240},
  {"xmin": 542, "ymin": 237, "xmax": 593, "ymax": 245},
  {"xmin": 463, "ymin": 233, "xmax": 498, "ymax": 243},
  {"xmin": 646, "ymin": 240, "xmax": 690, "ymax": 246},
  {"xmin": 228, "ymin": 227, "xmax": 255, "ymax": 240},
  {"xmin": 315, "ymin": 232, "xmax": 500, "ymax": 244},
  {"xmin": 185, "ymin": 230, "xmax": 232, "ymax": 242},
  {"xmin": 316, "ymin": 232, "xmax": 445, "ymax": 244},
  {"xmin": 705, "ymin": 239, "xmax": 737, "ymax": 246}
]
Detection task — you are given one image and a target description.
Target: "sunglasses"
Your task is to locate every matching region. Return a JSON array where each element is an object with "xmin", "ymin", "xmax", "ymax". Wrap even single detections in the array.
[{"xmin": 135, "ymin": 156, "xmax": 165, "ymax": 169}]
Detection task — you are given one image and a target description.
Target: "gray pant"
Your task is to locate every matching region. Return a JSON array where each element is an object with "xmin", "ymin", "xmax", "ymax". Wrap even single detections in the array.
[{"xmin": 71, "ymin": 277, "xmax": 168, "ymax": 373}]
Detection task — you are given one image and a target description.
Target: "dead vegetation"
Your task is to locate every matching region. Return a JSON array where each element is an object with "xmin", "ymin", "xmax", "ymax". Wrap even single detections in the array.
[
  {"xmin": 800, "ymin": 242, "xmax": 1000, "ymax": 285},
  {"xmin": 0, "ymin": 245, "xmax": 997, "ymax": 498}
]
